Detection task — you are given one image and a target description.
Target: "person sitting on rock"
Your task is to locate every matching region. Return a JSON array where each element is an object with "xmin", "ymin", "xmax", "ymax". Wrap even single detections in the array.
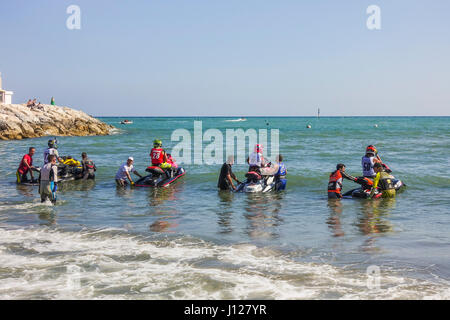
[{"xmin": 26, "ymin": 99, "xmax": 33, "ymax": 108}]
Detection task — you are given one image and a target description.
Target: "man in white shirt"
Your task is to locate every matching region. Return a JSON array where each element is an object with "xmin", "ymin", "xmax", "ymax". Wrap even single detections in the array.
[{"xmin": 115, "ymin": 157, "xmax": 143, "ymax": 187}]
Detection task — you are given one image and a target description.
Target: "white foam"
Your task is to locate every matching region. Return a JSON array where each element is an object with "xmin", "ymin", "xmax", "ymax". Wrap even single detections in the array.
[{"xmin": 0, "ymin": 225, "xmax": 448, "ymax": 300}]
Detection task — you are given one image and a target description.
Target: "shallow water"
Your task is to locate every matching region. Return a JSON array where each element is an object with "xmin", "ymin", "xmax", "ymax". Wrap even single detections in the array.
[{"xmin": 0, "ymin": 116, "xmax": 449, "ymax": 299}]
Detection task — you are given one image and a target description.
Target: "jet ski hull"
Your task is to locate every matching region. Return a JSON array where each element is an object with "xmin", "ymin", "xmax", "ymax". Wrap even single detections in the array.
[
  {"xmin": 236, "ymin": 174, "xmax": 284, "ymax": 193},
  {"xmin": 135, "ymin": 167, "xmax": 185, "ymax": 187},
  {"xmin": 342, "ymin": 179, "xmax": 405, "ymax": 199}
]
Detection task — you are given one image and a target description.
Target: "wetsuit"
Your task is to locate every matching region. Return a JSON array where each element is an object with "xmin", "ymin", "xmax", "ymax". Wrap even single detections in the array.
[
  {"xmin": 370, "ymin": 171, "xmax": 396, "ymax": 198},
  {"xmin": 275, "ymin": 162, "xmax": 287, "ymax": 190},
  {"xmin": 39, "ymin": 162, "xmax": 58, "ymax": 203},
  {"xmin": 328, "ymin": 170, "xmax": 357, "ymax": 199},
  {"xmin": 81, "ymin": 158, "xmax": 96, "ymax": 180},
  {"xmin": 218, "ymin": 163, "xmax": 237, "ymax": 190}
]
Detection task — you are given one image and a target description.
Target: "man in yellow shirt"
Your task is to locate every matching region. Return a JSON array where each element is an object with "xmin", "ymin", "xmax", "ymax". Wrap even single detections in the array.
[{"xmin": 369, "ymin": 163, "xmax": 396, "ymax": 199}]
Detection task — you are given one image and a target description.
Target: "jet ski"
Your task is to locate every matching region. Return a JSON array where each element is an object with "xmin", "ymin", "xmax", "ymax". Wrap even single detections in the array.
[
  {"xmin": 135, "ymin": 166, "xmax": 185, "ymax": 187},
  {"xmin": 236, "ymin": 164, "xmax": 284, "ymax": 193},
  {"xmin": 342, "ymin": 176, "xmax": 405, "ymax": 199},
  {"xmin": 16, "ymin": 167, "xmax": 41, "ymax": 186},
  {"xmin": 56, "ymin": 157, "xmax": 94, "ymax": 182}
]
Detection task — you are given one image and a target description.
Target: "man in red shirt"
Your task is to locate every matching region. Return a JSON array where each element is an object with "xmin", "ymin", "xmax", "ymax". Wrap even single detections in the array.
[{"xmin": 17, "ymin": 147, "xmax": 36, "ymax": 183}]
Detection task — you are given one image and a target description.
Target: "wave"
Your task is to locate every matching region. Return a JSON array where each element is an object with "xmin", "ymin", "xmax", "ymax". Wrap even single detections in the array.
[{"xmin": 0, "ymin": 224, "xmax": 448, "ymax": 299}]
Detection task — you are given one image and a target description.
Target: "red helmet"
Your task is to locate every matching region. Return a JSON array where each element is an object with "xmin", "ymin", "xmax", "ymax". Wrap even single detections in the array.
[
  {"xmin": 255, "ymin": 144, "xmax": 263, "ymax": 153},
  {"xmin": 366, "ymin": 145, "xmax": 377, "ymax": 155}
]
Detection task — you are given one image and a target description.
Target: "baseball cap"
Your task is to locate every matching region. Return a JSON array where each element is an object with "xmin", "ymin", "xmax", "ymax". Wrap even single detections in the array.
[{"xmin": 128, "ymin": 157, "xmax": 134, "ymax": 161}]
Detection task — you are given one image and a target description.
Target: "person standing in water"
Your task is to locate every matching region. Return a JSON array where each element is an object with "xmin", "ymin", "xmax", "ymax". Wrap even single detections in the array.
[
  {"xmin": 80, "ymin": 152, "xmax": 97, "ymax": 180},
  {"xmin": 275, "ymin": 154, "xmax": 287, "ymax": 190},
  {"xmin": 115, "ymin": 157, "xmax": 143, "ymax": 187},
  {"xmin": 17, "ymin": 147, "xmax": 37, "ymax": 183},
  {"xmin": 328, "ymin": 164, "xmax": 357, "ymax": 199},
  {"xmin": 218, "ymin": 156, "xmax": 241, "ymax": 191},
  {"xmin": 39, "ymin": 154, "xmax": 58, "ymax": 204}
]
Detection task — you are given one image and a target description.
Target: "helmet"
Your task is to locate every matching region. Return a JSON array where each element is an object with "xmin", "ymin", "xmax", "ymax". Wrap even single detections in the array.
[
  {"xmin": 366, "ymin": 145, "xmax": 377, "ymax": 155},
  {"xmin": 255, "ymin": 144, "xmax": 263, "ymax": 153},
  {"xmin": 48, "ymin": 139, "xmax": 58, "ymax": 149},
  {"xmin": 153, "ymin": 139, "xmax": 162, "ymax": 148}
]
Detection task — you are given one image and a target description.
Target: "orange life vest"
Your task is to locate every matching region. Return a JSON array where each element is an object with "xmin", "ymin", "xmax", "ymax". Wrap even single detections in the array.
[{"xmin": 328, "ymin": 170, "xmax": 343, "ymax": 193}]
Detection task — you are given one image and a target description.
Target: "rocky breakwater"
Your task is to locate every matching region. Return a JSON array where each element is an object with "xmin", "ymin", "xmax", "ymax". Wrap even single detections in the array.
[{"xmin": 0, "ymin": 103, "xmax": 114, "ymax": 140}]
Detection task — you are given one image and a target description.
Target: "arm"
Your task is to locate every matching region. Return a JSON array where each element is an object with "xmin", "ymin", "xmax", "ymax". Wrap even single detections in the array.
[
  {"xmin": 226, "ymin": 174, "xmax": 236, "ymax": 190},
  {"xmin": 230, "ymin": 171, "xmax": 241, "ymax": 184},
  {"xmin": 341, "ymin": 171, "xmax": 357, "ymax": 182},
  {"xmin": 24, "ymin": 158, "xmax": 35, "ymax": 178},
  {"xmin": 133, "ymin": 170, "xmax": 143, "ymax": 178},
  {"xmin": 126, "ymin": 170, "xmax": 134, "ymax": 184}
]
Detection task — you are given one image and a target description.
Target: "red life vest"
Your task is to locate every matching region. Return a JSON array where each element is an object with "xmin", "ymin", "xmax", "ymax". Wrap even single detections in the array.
[
  {"xmin": 150, "ymin": 148, "xmax": 165, "ymax": 165},
  {"xmin": 328, "ymin": 170, "xmax": 343, "ymax": 193},
  {"xmin": 18, "ymin": 154, "xmax": 33, "ymax": 174}
]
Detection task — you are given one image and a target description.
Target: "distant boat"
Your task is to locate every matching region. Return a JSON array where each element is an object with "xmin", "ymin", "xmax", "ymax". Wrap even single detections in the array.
[
  {"xmin": 120, "ymin": 120, "xmax": 133, "ymax": 124},
  {"xmin": 225, "ymin": 117, "xmax": 247, "ymax": 122}
]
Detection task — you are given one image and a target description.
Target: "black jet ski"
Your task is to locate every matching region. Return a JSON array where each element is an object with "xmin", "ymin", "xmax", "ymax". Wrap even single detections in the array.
[
  {"xmin": 56, "ymin": 157, "xmax": 95, "ymax": 182},
  {"xmin": 342, "ymin": 176, "xmax": 405, "ymax": 199},
  {"xmin": 236, "ymin": 164, "xmax": 284, "ymax": 193},
  {"xmin": 16, "ymin": 167, "xmax": 41, "ymax": 186},
  {"xmin": 135, "ymin": 166, "xmax": 185, "ymax": 187}
]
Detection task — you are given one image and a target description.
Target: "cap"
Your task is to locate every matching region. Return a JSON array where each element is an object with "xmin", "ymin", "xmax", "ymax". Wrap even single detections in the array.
[{"xmin": 128, "ymin": 157, "xmax": 134, "ymax": 161}]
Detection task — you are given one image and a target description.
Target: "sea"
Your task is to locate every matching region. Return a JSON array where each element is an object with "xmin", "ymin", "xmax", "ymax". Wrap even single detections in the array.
[{"xmin": 0, "ymin": 116, "xmax": 449, "ymax": 299}]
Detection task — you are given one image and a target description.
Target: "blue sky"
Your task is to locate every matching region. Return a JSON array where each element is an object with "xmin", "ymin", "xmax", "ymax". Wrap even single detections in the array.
[{"xmin": 1, "ymin": 0, "xmax": 449, "ymax": 116}]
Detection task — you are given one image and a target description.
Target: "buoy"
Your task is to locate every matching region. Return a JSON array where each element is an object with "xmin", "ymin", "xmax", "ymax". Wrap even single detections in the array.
[{"xmin": 306, "ymin": 124, "xmax": 312, "ymax": 129}]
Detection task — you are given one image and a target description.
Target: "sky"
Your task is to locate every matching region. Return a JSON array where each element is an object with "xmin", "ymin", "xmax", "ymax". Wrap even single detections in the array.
[{"xmin": 0, "ymin": 0, "xmax": 449, "ymax": 116}]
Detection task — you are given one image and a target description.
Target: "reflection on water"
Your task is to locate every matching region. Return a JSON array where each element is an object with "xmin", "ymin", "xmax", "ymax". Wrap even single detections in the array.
[
  {"xmin": 243, "ymin": 192, "xmax": 284, "ymax": 240},
  {"xmin": 216, "ymin": 191, "xmax": 235, "ymax": 234},
  {"xmin": 16, "ymin": 184, "xmax": 37, "ymax": 198},
  {"xmin": 356, "ymin": 199, "xmax": 396, "ymax": 235},
  {"xmin": 58, "ymin": 179, "xmax": 96, "ymax": 192},
  {"xmin": 327, "ymin": 200, "xmax": 345, "ymax": 237},
  {"xmin": 147, "ymin": 186, "xmax": 181, "ymax": 233}
]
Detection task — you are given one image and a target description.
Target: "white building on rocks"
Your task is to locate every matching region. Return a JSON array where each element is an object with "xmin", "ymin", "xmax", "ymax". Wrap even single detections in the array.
[{"xmin": 0, "ymin": 72, "xmax": 14, "ymax": 104}]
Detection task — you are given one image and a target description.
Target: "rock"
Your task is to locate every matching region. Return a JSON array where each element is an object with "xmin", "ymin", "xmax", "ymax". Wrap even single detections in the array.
[{"xmin": 0, "ymin": 103, "xmax": 115, "ymax": 140}]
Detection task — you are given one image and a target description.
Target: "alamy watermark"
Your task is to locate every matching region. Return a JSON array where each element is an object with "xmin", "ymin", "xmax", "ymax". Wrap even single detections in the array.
[
  {"xmin": 367, "ymin": 5, "xmax": 381, "ymax": 30},
  {"xmin": 170, "ymin": 121, "xmax": 279, "ymax": 165},
  {"xmin": 366, "ymin": 265, "xmax": 381, "ymax": 290},
  {"xmin": 66, "ymin": 5, "xmax": 81, "ymax": 30}
]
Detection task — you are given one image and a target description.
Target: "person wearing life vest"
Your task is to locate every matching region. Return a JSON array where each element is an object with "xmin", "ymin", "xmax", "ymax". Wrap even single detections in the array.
[
  {"xmin": 247, "ymin": 144, "xmax": 268, "ymax": 173},
  {"xmin": 328, "ymin": 164, "xmax": 358, "ymax": 199},
  {"xmin": 275, "ymin": 154, "xmax": 287, "ymax": 190},
  {"xmin": 43, "ymin": 139, "xmax": 63, "ymax": 165},
  {"xmin": 39, "ymin": 154, "xmax": 59, "ymax": 204},
  {"xmin": 369, "ymin": 163, "xmax": 396, "ymax": 199},
  {"xmin": 150, "ymin": 139, "xmax": 172, "ymax": 170},
  {"xmin": 166, "ymin": 153, "xmax": 178, "ymax": 169},
  {"xmin": 361, "ymin": 145, "xmax": 382, "ymax": 178},
  {"xmin": 80, "ymin": 152, "xmax": 97, "ymax": 180},
  {"xmin": 17, "ymin": 147, "xmax": 37, "ymax": 183}
]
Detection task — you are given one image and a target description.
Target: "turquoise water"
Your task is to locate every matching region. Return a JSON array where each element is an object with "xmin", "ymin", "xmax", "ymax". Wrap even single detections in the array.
[{"xmin": 0, "ymin": 116, "xmax": 449, "ymax": 299}]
